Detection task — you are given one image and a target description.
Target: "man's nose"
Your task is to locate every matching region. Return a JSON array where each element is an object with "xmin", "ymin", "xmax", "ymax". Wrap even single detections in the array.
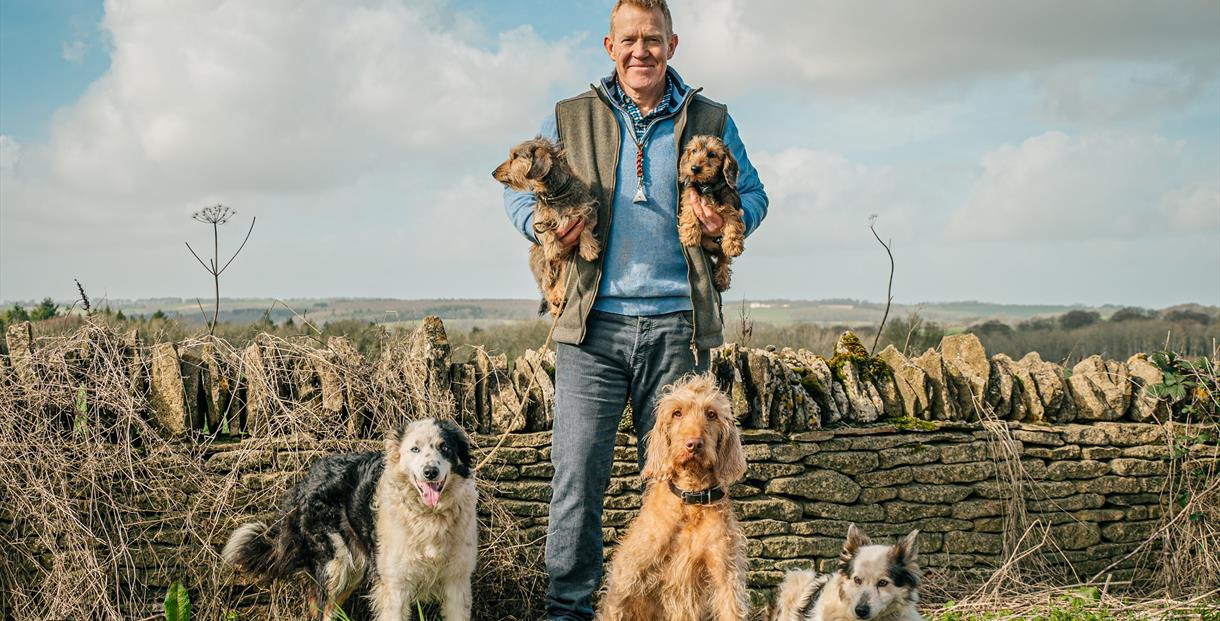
[
  {"xmin": 423, "ymin": 465, "xmax": 439, "ymax": 480},
  {"xmin": 684, "ymin": 437, "xmax": 703, "ymax": 451}
]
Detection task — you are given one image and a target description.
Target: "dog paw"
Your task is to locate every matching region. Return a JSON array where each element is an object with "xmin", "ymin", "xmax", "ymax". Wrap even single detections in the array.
[
  {"xmin": 579, "ymin": 236, "xmax": 601, "ymax": 262},
  {"xmin": 722, "ymin": 237, "xmax": 744, "ymax": 258}
]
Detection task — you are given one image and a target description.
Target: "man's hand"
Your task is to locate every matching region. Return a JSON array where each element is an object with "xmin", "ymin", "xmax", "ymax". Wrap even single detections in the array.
[
  {"xmin": 687, "ymin": 189, "xmax": 744, "ymax": 237},
  {"xmin": 556, "ymin": 217, "xmax": 585, "ymax": 248}
]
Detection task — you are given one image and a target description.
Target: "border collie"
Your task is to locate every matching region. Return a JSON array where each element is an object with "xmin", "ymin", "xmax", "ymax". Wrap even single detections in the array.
[{"xmin": 222, "ymin": 418, "xmax": 477, "ymax": 620}]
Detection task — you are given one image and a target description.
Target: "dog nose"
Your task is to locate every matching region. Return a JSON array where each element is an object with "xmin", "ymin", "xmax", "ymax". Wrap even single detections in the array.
[
  {"xmin": 423, "ymin": 466, "xmax": 439, "ymax": 480},
  {"xmin": 854, "ymin": 603, "xmax": 870, "ymax": 619},
  {"xmin": 690, "ymin": 165, "xmax": 702, "ymax": 174},
  {"xmin": 684, "ymin": 438, "xmax": 703, "ymax": 451}
]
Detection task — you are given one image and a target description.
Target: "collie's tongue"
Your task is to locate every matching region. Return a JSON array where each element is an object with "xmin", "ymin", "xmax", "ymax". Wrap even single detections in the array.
[{"xmin": 417, "ymin": 481, "xmax": 443, "ymax": 507}]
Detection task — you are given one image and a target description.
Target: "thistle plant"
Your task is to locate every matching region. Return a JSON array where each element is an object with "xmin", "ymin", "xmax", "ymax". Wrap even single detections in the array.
[{"xmin": 186, "ymin": 205, "xmax": 256, "ymax": 335}]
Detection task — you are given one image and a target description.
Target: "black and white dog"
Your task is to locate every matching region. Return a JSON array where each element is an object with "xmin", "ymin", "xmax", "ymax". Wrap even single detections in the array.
[{"xmin": 222, "ymin": 418, "xmax": 477, "ymax": 620}]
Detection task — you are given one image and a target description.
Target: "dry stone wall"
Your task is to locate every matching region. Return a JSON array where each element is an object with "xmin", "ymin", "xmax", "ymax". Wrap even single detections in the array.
[{"xmin": 1, "ymin": 318, "xmax": 1215, "ymax": 616}]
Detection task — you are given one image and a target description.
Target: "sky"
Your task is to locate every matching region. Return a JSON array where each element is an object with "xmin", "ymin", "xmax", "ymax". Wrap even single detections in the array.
[{"xmin": 1, "ymin": 0, "xmax": 1218, "ymax": 308}]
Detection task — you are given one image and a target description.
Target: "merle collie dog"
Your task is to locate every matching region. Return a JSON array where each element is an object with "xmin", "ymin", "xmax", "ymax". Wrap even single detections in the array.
[{"xmin": 222, "ymin": 418, "xmax": 477, "ymax": 621}]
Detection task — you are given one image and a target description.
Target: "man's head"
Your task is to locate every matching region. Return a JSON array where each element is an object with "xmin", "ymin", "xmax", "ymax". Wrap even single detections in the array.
[{"xmin": 604, "ymin": 0, "xmax": 677, "ymax": 105}]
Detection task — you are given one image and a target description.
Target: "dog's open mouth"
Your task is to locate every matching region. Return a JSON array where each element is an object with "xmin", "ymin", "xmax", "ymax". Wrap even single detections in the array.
[{"xmin": 415, "ymin": 479, "xmax": 446, "ymax": 508}]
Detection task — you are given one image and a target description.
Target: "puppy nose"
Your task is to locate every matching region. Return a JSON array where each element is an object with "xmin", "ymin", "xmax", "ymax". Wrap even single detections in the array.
[
  {"xmin": 423, "ymin": 466, "xmax": 439, "ymax": 480},
  {"xmin": 854, "ymin": 603, "xmax": 870, "ymax": 619},
  {"xmin": 684, "ymin": 438, "xmax": 703, "ymax": 451},
  {"xmin": 690, "ymin": 165, "xmax": 702, "ymax": 174}
]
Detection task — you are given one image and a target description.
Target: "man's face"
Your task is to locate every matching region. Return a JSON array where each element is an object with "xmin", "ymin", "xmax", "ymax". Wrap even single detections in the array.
[{"xmin": 604, "ymin": 4, "xmax": 677, "ymax": 100}]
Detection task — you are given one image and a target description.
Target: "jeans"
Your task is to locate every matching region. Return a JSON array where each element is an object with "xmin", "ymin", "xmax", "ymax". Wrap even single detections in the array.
[{"xmin": 545, "ymin": 310, "xmax": 709, "ymax": 620}]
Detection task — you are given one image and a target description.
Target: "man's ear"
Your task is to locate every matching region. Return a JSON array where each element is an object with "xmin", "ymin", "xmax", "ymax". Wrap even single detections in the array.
[
  {"xmin": 604, "ymin": 34, "xmax": 614, "ymax": 59},
  {"xmin": 667, "ymin": 33, "xmax": 678, "ymax": 59}
]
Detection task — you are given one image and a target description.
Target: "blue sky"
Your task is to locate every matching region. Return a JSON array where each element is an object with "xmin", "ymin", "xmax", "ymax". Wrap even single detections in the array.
[{"xmin": 1, "ymin": 0, "xmax": 1218, "ymax": 308}]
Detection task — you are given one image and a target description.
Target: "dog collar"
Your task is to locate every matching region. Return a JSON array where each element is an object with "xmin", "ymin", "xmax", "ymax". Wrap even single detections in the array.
[
  {"xmin": 667, "ymin": 480, "xmax": 726, "ymax": 505},
  {"xmin": 539, "ymin": 174, "xmax": 577, "ymax": 204},
  {"xmin": 684, "ymin": 179, "xmax": 727, "ymax": 196}
]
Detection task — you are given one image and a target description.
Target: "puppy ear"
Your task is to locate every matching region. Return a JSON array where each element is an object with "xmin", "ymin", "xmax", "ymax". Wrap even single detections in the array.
[
  {"xmin": 641, "ymin": 408, "xmax": 674, "ymax": 482},
  {"xmin": 721, "ymin": 148, "xmax": 739, "ymax": 189},
  {"xmin": 527, "ymin": 145, "xmax": 553, "ymax": 180}
]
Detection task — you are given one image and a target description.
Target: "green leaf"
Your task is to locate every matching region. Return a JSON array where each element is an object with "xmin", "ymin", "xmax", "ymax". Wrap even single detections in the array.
[{"xmin": 165, "ymin": 582, "xmax": 190, "ymax": 621}]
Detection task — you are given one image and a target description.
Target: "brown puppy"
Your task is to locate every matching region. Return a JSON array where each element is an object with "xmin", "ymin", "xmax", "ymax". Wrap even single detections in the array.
[
  {"xmin": 678, "ymin": 135, "xmax": 745, "ymax": 292},
  {"xmin": 598, "ymin": 374, "xmax": 749, "ymax": 621},
  {"xmin": 493, "ymin": 137, "xmax": 599, "ymax": 316}
]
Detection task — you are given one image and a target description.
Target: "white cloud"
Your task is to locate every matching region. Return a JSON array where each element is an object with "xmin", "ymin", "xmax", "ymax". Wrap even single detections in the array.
[
  {"xmin": 61, "ymin": 40, "xmax": 87, "ymax": 63},
  {"xmin": 671, "ymin": 0, "xmax": 1219, "ymax": 109},
  {"xmin": 0, "ymin": 135, "xmax": 19, "ymax": 172},
  {"xmin": 947, "ymin": 131, "xmax": 1218, "ymax": 240},
  {"xmin": 36, "ymin": 0, "xmax": 583, "ymax": 202}
]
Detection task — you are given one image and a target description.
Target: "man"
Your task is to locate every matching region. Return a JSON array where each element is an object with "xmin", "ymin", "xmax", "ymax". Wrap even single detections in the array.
[{"xmin": 500, "ymin": 1, "xmax": 767, "ymax": 618}]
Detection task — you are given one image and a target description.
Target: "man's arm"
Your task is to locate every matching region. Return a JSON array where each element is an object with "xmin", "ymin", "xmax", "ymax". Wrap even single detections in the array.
[
  {"xmin": 722, "ymin": 114, "xmax": 768, "ymax": 236},
  {"xmin": 502, "ymin": 114, "xmax": 561, "ymax": 244}
]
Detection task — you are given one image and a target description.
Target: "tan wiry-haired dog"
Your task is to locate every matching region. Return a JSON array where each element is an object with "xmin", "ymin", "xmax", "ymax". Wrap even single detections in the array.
[
  {"xmin": 493, "ymin": 137, "xmax": 600, "ymax": 316},
  {"xmin": 678, "ymin": 135, "xmax": 744, "ymax": 292},
  {"xmin": 771, "ymin": 524, "xmax": 924, "ymax": 621},
  {"xmin": 598, "ymin": 374, "xmax": 749, "ymax": 621}
]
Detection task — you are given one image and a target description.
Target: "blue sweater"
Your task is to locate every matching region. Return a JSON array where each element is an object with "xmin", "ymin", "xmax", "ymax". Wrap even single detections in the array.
[{"xmin": 503, "ymin": 68, "xmax": 768, "ymax": 316}]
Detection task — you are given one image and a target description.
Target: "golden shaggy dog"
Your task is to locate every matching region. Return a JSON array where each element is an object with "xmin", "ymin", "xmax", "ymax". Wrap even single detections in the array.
[
  {"xmin": 678, "ymin": 135, "xmax": 744, "ymax": 292},
  {"xmin": 598, "ymin": 374, "xmax": 749, "ymax": 621}
]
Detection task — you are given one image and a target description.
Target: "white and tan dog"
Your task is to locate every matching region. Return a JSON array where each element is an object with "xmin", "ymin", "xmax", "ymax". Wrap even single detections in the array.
[
  {"xmin": 771, "ymin": 525, "xmax": 924, "ymax": 621},
  {"xmin": 223, "ymin": 418, "xmax": 477, "ymax": 620}
]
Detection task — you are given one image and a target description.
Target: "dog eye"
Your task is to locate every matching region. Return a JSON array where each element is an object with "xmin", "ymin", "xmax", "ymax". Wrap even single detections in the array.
[
  {"xmin": 410, "ymin": 447, "xmax": 420, "ymax": 453},
  {"xmin": 704, "ymin": 410, "xmax": 716, "ymax": 420},
  {"xmin": 672, "ymin": 410, "xmax": 683, "ymax": 419},
  {"xmin": 878, "ymin": 579, "xmax": 889, "ymax": 587},
  {"xmin": 439, "ymin": 444, "xmax": 450, "ymax": 455},
  {"xmin": 853, "ymin": 576, "xmax": 862, "ymax": 585}
]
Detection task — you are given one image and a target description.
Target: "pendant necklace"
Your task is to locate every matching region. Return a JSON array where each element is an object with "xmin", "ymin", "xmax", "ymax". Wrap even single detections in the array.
[{"xmin": 633, "ymin": 145, "xmax": 647, "ymax": 203}]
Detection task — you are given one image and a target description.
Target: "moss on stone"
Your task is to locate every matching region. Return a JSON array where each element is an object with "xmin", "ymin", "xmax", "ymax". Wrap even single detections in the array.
[{"xmin": 885, "ymin": 415, "xmax": 938, "ymax": 432}]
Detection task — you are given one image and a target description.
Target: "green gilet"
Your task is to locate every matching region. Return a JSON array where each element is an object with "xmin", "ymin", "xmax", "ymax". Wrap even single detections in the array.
[{"xmin": 550, "ymin": 85, "xmax": 728, "ymax": 351}]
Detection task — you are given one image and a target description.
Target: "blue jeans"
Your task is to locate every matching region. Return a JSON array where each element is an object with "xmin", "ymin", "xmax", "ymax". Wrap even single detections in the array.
[{"xmin": 545, "ymin": 310, "xmax": 710, "ymax": 620}]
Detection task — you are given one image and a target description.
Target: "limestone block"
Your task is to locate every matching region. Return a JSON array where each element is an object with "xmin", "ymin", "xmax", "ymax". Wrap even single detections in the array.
[
  {"xmin": 912, "ymin": 349, "xmax": 955, "ymax": 420},
  {"xmin": 876, "ymin": 345, "xmax": 929, "ymax": 420},
  {"xmin": 1125, "ymin": 354, "xmax": 1171, "ymax": 423},
  {"xmin": 1068, "ymin": 355, "xmax": 1131, "ymax": 421},
  {"xmin": 1016, "ymin": 352, "xmax": 1070, "ymax": 422},
  {"xmin": 940, "ymin": 333, "xmax": 990, "ymax": 419},
  {"xmin": 148, "ymin": 343, "xmax": 187, "ymax": 438},
  {"xmin": 766, "ymin": 470, "xmax": 861, "ymax": 503}
]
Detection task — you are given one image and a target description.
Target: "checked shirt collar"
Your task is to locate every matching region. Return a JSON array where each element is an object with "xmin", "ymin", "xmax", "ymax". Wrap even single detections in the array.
[{"xmin": 610, "ymin": 74, "xmax": 676, "ymax": 145}]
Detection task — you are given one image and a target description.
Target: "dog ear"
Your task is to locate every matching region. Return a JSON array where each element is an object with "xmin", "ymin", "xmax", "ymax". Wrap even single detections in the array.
[
  {"xmin": 839, "ymin": 523, "xmax": 871, "ymax": 567},
  {"xmin": 714, "ymin": 400, "xmax": 746, "ymax": 486},
  {"xmin": 721, "ymin": 148, "xmax": 739, "ymax": 189},
  {"xmin": 888, "ymin": 530, "xmax": 922, "ymax": 587},
  {"xmin": 384, "ymin": 425, "xmax": 403, "ymax": 466},
  {"xmin": 526, "ymin": 145, "xmax": 553, "ymax": 180},
  {"xmin": 641, "ymin": 409, "xmax": 674, "ymax": 482},
  {"xmin": 438, "ymin": 418, "xmax": 473, "ymax": 479}
]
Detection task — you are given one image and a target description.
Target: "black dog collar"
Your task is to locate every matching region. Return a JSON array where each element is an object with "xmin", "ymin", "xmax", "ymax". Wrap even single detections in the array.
[
  {"xmin": 539, "ymin": 173, "xmax": 577, "ymax": 204},
  {"xmin": 684, "ymin": 179, "xmax": 727, "ymax": 196},
  {"xmin": 667, "ymin": 480, "xmax": 726, "ymax": 505}
]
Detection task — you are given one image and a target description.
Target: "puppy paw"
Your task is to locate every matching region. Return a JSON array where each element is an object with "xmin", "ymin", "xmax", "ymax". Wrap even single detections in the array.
[
  {"xmin": 722, "ymin": 235, "xmax": 744, "ymax": 258},
  {"xmin": 578, "ymin": 232, "xmax": 601, "ymax": 261}
]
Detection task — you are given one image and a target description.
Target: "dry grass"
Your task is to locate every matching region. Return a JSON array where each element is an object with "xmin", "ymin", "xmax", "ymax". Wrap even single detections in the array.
[{"xmin": 0, "ymin": 320, "xmax": 545, "ymax": 620}]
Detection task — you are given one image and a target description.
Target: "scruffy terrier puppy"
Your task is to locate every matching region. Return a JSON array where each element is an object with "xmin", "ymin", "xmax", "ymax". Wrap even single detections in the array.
[
  {"xmin": 678, "ymin": 135, "xmax": 745, "ymax": 292},
  {"xmin": 598, "ymin": 374, "xmax": 749, "ymax": 621},
  {"xmin": 770, "ymin": 525, "xmax": 924, "ymax": 621},
  {"xmin": 494, "ymin": 137, "xmax": 600, "ymax": 316}
]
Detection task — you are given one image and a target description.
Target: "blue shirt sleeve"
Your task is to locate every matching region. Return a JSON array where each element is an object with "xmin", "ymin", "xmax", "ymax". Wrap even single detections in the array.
[
  {"xmin": 722, "ymin": 113, "xmax": 768, "ymax": 237},
  {"xmin": 502, "ymin": 113, "xmax": 561, "ymax": 244}
]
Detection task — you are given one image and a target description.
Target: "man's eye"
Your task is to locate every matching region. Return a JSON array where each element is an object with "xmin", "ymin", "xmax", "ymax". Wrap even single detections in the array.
[{"xmin": 410, "ymin": 447, "xmax": 420, "ymax": 453}]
